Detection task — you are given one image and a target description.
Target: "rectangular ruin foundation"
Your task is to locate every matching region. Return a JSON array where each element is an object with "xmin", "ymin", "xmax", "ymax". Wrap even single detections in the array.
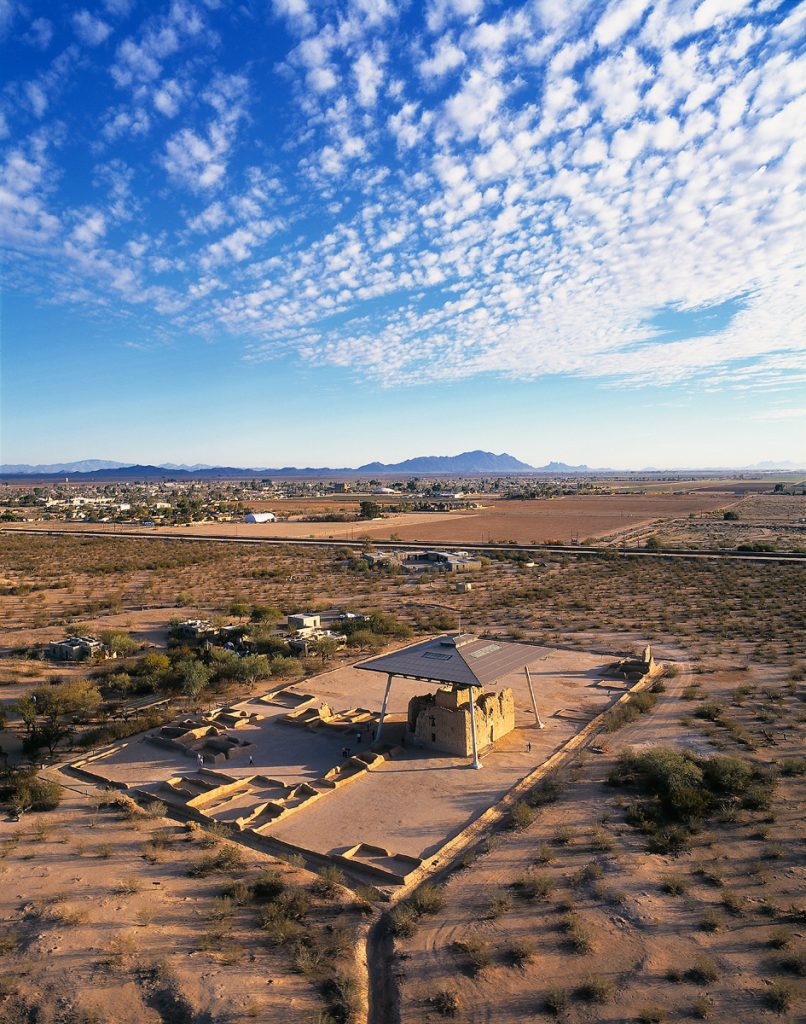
[{"xmin": 68, "ymin": 647, "xmax": 659, "ymax": 886}]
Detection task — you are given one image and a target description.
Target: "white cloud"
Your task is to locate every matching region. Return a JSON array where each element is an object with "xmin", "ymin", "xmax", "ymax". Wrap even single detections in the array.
[
  {"xmin": 3, "ymin": 0, "xmax": 804, "ymax": 402},
  {"xmin": 444, "ymin": 66, "xmax": 505, "ymax": 138},
  {"xmin": 594, "ymin": 0, "xmax": 650, "ymax": 47},
  {"xmin": 153, "ymin": 78, "xmax": 185, "ymax": 116},
  {"xmin": 73, "ymin": 10, "xmax": 113, "ymax": 46},
  {"xmin": 754, "ymin": 407, "xmax": 806, "ymax": 420},
  {"xmin": 354, "ymin": 50, "xmax": 383, "ymax": 106},
  {"xmin": 273, "ymin": 0, "xmax": 315, "ymax": 34},
  {"xmin": 23, "ymin": 17, "xmax": 53, "ymax": 49},
  {"xmin": 419, "ymin": 37, "xmax": 465, "ymax": 80}
]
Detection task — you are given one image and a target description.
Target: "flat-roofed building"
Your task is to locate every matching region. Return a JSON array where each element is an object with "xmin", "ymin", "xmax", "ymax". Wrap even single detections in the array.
[{"xmin": 47, "ymin": 635, "xmax": 104, "ymax": 661}]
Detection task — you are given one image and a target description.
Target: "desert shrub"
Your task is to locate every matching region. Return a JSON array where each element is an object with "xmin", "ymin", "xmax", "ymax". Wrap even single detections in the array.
[
  {"xmin": 251, "ymin": 869, "xmax": 286, "ymax": 901},
  {"xmin": 571, "ymin": 861, "xmax": 603, "ymax": 889},
  {"xmin": 535, "ymin": 842, "xmax": 553, "ymax": 864},
  {"xmin": 516, "ymin": 871, "xmax": 554, "ymax": 900},
  {"xmin": 0, "ymin": 930, "xmax": 21, "ymax": 956},
  {"xmin": 143, "ymin": 800, "xmax": 167, "ymax": 819},
  {"xmin": 702, "ymin": 756, "xmax": 754, "ymax": 795},
  {"xmin": 699, "ymin": 909, "xmax": 722, "ymax": 933},
  {"xmin": 115, "ymin": 876, "xmax": 143, "ymax": 896},
  {"xmin": 260, "ymin": 915, "xmax": 303, "ymax": 946},
  {"xmin": 312, "ymin": 865, "xmax": 345, "ymax": 899},
  {"xmin": 321, "ymin": 969, "xmax": 362, "ymax": 1023},
  {"xmin": 611, "ymin": 747, "xmax": 773, "ymax": 849},
  {"xmin": 778, "ymin": 949, "xmax": 805, "ymax": 976},
  {"xmin": 104, "ymin": 792, "xmax": 143, "ymax": 819},
  {"xmin": 196, "ymin": 821, "xmax": 231, "ymax": 847},
  {"xmin": 543, "ymin": 987, "xmax": 569, "ymax": 1016},
  {"xmin": 453, "ymin": 933, "xmax": 490, "ymax": 974},
  {"xmin": 602, "ymin": 690, "xmax": 658, "ymax": 732},
  {"xmin": 765, "ymin": 981, "xmax": 794, "ymax": 1013},
  {"xmin": 561, "ymin": 913, "xmax": 594, "ymax": 953},
  {"xmin": 188, "ymin": 844, "xmax": 244, "ymax": 877},
  {"xmin": 638, "ymin": 1007, "xmax": 668, "ymax": 1024},
  {"xmin": 507, "ymin": 938, "xmax": 535, "ymax": 967},
  {"xmin": 432, "ymin": 989, "xmax": 459, "ymax": 1016},
  {"xmin": 2, "ymin": 774, "xmax": 62, "ymax": 814},
  {"xmin": 721, "ymin": 888, "xmax": 743, "ymax": 915},
  {"xmin": 387, "ymin": 904, "xmax": 418, "ymax": 938},
  {"xmin": 661, "ymin": 873, "xmax": 687, "ymax": 895},
  {"xmin": 769, "ymin": 928, "xmax": 794, "ymax": 949},
  {"xmin": 694, "ymin": 702, "xmax": 724, "ymax": 721},
  {"xmin": 268, "ymin": 888, "xmax": 310, "ymax": 922},
  {"xmin": 529, "ymin": 771, "xmax": 564, "ymax": 806},
  {"xmin": 487, "ymin": 889, "xmax": 513, "ymax": 918},
  {"xmin": 552, "ymin": 824, "xmax": 574, "ymax": 845},
  {"xmin": 591, "ymin": 827, "xmax": 613, "ymax": 851},
  {"xmin": 510, "ymin": 799, "xmax": 536, "ymax": 830},
  {"xmin": 687, "ymin": 957, "xmax": 718, "ymax": 984},
  {"xmin": 409, "ymin": 884, "xmax": 444, "ymax": 916},
  {"xmin": 577, "ymin": 974, "xmax": 613, "ymax": 1003},
  {"xmin": 780, "ymin": 757, "xmax": 806, "ymax": 777},
  {"xmin": 742, "ymin": 782, "xmax": 774, "ymax": 811},
  {"xmin": 691, "ymin": 995, "xmax": 712, "ymax": 1019}
]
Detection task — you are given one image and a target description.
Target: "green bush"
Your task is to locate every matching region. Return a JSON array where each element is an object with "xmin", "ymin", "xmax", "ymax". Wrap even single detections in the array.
[
  {"xmin": 3, "ymin": 774, "xmax": 62, "ymax": 814},
  {"xmin": 507, "ymin": 938, "xmax": 535, "ymax": 967},
  {"xmin": 516, "ymin": 872, "xmax": 554, "ymax": 900},
  {"xmin": 409, "ymin": 884, "xmax": 444, "ymax": 916},
  {"xmin": 765, "ymin": 982, "xmax": 794, "ymax": 1013},
  {"xmin": 661, "ymin": 873, "xmax": 687, "ymax": 895},
  {"xmin": 453, "ymin": 933, "xmax": 490, "ymax": 974},
  {"xmin": 510, "ymin": 799, "xmax": 536, "ymax": 829},
  {"xmin": 577, "ymin": 974, "xmax": 613, "ymax": 1003},
  {"xmin": 188, "ymin": 845, "xmax": 244, "ymax": 877},
  {"xmin": 312, "ymin": 865, "xmax": 345, "ymax": 898},
  {"xmin": 387, "ymin": 904, "xmax": 418, "ymax": 938},
  {"xmin": 251, "ymin": 869, "xmax": 286, "ymax": 901},
  {"xmin": 544, "ymin": 987, "xmax": 569, "ymax": 1016},
  {"xmin": 687, "ymin": 957, "xmax": 718, "ymax": 984},
  {"xmin": 432, "ymin": 989, "xmax": 459, "ymax": 1016}
]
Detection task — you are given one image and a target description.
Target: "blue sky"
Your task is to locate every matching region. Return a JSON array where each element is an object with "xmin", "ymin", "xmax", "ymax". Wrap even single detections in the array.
[{"xmin": 1, "ymin": 0, "xmax": 805, "ymax": 469}]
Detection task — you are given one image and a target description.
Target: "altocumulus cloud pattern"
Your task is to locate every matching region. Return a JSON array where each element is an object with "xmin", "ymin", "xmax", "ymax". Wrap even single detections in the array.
[{"xmin": 1, "ymin": 0, "xmax": 804, "ymax": 388}]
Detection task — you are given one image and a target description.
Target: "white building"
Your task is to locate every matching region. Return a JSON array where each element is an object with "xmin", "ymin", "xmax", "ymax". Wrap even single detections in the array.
[
  {"xmin": 244, "ymin": 512, "xmax": 276, "ymax": 523},
  {"xmin": 288, "ymin": 613, "xmax": 320, "ymax": 630}
]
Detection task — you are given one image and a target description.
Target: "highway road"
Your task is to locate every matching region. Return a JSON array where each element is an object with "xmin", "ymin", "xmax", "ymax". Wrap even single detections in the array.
[{"xmin": 3, "ymin": 525, "xmax": 805, "ymax": 564}]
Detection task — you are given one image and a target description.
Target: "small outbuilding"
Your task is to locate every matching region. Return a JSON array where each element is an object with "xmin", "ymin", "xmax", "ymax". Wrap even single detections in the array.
[
  {"xmin": 288, "ymin": 613, "xmax": 321, "ymax": 630},
  {"xmin": 47, "ymin": 636, "xmax": 104, "ymax": 661},
  {"xmin": 244, "ymin": 512, "xmax": 276, "ymax": 523}
]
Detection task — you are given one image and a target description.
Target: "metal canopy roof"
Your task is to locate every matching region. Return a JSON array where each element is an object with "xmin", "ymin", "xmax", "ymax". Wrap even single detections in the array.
[{"xmin": 356, "ymin": 633, "xmax": 543, "ymax": 688}]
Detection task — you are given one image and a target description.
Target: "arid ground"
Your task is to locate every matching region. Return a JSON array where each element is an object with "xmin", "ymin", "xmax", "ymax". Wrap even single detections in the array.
[{"xmin": 0, "ymin": 512, "xmax": 803, "ymax": 1024}]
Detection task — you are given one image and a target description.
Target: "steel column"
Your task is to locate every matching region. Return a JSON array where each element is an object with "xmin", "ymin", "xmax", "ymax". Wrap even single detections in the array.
[
  {"xmin": 468, "ymin": 686, "xmax": 482, "ymax": 769},
  {"xmin": 525, "ymin": 666, "xmax": 544, "ymax": 728},
  {"xmin": 374, "ymin": 673, "xmax": 394, "ymax": 744}
]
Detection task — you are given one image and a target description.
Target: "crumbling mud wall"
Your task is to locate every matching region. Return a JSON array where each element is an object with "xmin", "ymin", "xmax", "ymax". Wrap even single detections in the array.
[{"xmin": 410, "ymin": 685, "xmax": 515, "ymax": 756}]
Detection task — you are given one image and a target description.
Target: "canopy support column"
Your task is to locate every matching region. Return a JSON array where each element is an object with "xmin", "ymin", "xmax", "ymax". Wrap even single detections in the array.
[
  {"xmin": 525, "ymin": 666, "xmax": 544, "ymax": 729},
  {"xmin": 375, "ymin": 673, "xmax": 394, "ymax": 745},
  {"xmin": 468, "ymin": 686, "xmax": 482, "ymax": 769}
]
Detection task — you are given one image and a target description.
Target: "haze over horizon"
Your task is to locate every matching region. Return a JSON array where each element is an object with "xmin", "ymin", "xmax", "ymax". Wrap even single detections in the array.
[{"xmin": 2, "ymin": 0, "xmax": 805, "ymax": 468}]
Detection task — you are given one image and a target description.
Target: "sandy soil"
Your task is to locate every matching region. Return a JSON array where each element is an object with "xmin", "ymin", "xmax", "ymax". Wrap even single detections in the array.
[
  {"xmin": 393, "ymin": 656, "xmax": 805, "ymax": 1023},
  {"xmin": 0, "ymin": 784, "xmax": 359, "ymax": 1023}
]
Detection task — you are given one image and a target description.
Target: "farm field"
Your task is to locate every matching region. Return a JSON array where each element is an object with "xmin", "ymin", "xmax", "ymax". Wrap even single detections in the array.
[
  {"xmin": 3, "ymin": 491, "xmax": 739, "ymax": 545},
  {"xmin": 355, "ymin": 495, "xmax": 738, "ymax": 545}
]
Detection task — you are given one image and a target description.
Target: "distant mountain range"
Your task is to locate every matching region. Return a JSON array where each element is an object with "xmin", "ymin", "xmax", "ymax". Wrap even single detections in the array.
[
  {"xmin": 0, "ymin": 451, "xmax": 537, "ymax": 478},
  {"xmin": 1, "ymin": 452, "xmax": 803, "ymax": 479}
]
